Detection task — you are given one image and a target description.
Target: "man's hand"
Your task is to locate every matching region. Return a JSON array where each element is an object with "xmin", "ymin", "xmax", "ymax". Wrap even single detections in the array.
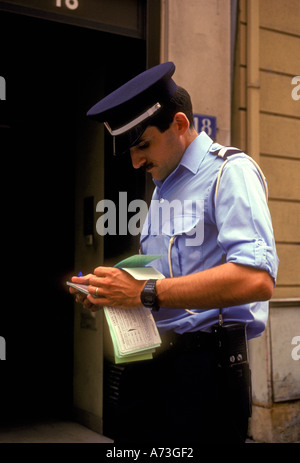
[
  {"xmin": 87, "ymin": 267, "xmax": 146, "ymax": 309},
  {"xmin": 69, "ymin": 273, "xmax": 96, "ymax": 311}
]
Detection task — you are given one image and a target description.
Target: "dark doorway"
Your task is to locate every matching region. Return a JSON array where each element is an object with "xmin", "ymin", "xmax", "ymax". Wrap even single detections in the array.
[
  {"xmin": 0, "ymin": 10, "xmax": 78, "ymax": 423},
  {"xmin": 0, "ymin": 10, "xmax": 145, "ymax": 424}
]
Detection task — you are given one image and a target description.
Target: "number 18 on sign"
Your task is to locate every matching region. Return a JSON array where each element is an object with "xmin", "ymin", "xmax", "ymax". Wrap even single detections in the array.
[{"xmin": 193, "ymin": 114, "xmax": 217, "ymax": 139}]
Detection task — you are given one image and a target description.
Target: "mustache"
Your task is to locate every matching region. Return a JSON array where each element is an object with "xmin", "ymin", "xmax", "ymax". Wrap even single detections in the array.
[{"xmin": 141, "ymin": 162, "xmax": 154, "ymax": 171}]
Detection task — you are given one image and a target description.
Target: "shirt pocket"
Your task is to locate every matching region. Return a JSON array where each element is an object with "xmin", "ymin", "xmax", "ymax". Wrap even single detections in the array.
[{"xmin": 162, "ymin": 200, "xmax": 204, "ymax": 276}]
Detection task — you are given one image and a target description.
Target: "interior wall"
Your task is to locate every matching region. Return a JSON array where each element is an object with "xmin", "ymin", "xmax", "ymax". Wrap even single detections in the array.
[{"xmin": 72, "ymin": 30, "xmax": 146, "ymax": 434}]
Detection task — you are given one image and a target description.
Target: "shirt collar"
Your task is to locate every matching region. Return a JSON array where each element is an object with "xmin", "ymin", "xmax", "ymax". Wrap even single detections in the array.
[
  {"xmin": 180, "ymin": 131, "xmax": 213, "ymax": 174},
  {"xmin": 153, "ymin": 131, "xmax": 213, "ymax": 189}
]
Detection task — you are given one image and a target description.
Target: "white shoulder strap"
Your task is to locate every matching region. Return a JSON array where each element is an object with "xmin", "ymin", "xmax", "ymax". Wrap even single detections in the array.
[{"xmin": 213, "ymin": 147, "xmax": 268, "ymax": 206}]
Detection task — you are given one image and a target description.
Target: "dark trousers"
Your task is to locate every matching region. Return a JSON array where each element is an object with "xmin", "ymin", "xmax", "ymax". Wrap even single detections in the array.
[{"xmin": 108, "ymin": 334, "xmax": 250, "ymax": 444}]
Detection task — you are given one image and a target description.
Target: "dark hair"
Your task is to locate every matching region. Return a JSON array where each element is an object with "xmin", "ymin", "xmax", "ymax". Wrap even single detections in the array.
[
  {"xmin": 119, "ymin": 86, "xmax": 194, "ymax": 155},
  {"xmin": 149, "ymin": 86, "xmax": 194, "ymax": 132}
]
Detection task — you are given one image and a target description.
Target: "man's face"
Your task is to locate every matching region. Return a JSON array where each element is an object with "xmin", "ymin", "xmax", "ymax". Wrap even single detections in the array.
[{"xmin": 129, "ymin": 121, "xmax": 184, "ymax": 182}]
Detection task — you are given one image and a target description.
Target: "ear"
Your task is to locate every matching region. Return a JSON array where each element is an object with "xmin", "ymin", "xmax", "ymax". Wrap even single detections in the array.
[{"xmin": 173, "ymin": 112, "xmax": 190, "ymax": 135}]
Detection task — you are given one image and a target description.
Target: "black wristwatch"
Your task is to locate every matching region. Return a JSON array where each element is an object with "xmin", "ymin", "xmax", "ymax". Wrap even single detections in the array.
[{"xmin": 140, "ymin": 279, "xmax": 160, "ymax": 312}]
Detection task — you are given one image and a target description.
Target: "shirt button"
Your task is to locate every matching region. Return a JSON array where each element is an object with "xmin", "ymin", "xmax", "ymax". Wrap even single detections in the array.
[{"xmin": 159, "ymin": 198, "xmax": 165, "ymax": 203}]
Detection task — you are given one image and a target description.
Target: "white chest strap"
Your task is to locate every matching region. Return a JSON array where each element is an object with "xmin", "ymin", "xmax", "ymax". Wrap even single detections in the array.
[
  {"xmin": 167, "ymin": 147, "xmax": 268, "ymax": 316},
  {"xmin": 212, "ymin": 147, "xmax": 268, "ymax": 205}
]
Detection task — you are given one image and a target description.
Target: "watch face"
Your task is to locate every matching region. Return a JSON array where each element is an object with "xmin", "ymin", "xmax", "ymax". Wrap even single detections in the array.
[
  {"xmin": 141, "ymin": 280, "xmax": 159, "ymax": 310},
  {"xmin": 143, "ymin": 292, "xmax": 155, "ymax": 305}
]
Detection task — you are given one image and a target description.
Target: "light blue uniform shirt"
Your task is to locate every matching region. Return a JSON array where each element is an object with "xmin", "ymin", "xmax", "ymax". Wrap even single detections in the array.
[{"xmin": 140, "ymin": 132, "xmax": 279, "ymax": 339}]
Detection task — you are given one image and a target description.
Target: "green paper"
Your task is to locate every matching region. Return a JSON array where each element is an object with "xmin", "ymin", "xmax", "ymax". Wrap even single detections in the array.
[
  {"xmin": 104, "ymin": 254, "xmax": 164, "ymax": 364},
  {"xmin": 114, "ymin": 254, "xmax": 164, "ymax": 268}
]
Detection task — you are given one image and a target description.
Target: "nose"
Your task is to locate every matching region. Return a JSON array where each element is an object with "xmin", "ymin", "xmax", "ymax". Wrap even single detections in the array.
[{"xmin": 130, "ymin": 149, "xmax": 147, "ymax": 170}]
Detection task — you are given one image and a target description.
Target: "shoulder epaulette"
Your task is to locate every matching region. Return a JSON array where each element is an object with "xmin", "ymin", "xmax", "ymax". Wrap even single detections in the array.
[{"xmin": 211, "ymin": 146, "xmax": 268, "ymax": 205}]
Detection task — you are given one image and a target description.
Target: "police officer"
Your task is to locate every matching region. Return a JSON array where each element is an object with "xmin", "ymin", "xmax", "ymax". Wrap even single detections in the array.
[{"xmin": 70, "ymin": 62, "xmax": 279, "ymax": 443}]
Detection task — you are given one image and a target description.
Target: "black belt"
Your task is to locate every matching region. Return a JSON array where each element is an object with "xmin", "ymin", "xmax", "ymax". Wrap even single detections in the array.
[{"xmin": 155, "ymin": 329, "xmax": 215, "ymax": 357}]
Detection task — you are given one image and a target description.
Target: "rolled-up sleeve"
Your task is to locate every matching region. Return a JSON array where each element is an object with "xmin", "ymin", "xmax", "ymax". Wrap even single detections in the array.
[{"xmin": 215, "ymin": 156, "xmax": 279, "ymax": 283}]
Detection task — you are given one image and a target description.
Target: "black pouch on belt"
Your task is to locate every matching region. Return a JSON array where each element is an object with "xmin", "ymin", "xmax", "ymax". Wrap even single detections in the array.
[{"xmin": 212, "ymin": 320, "xmax": 252, "ymax": 418}]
